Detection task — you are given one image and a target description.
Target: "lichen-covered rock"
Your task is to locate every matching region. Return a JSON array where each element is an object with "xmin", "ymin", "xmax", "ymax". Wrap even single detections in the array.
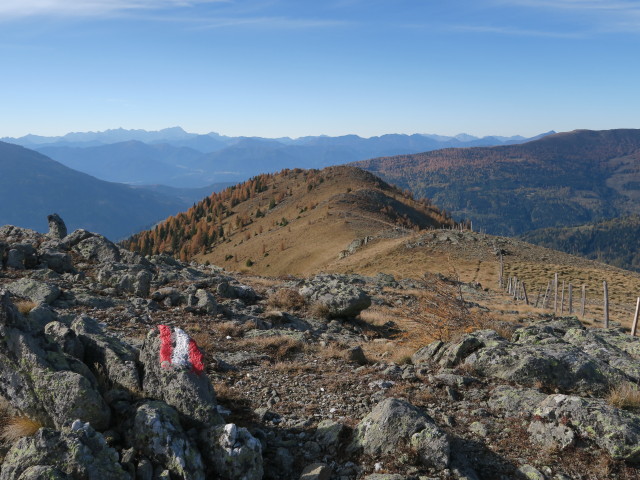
[
  {"xmin": 0, "ymin": 424, "xmax": 129, "ymax": 480},
  {"xmin": 189, "ymin": 288, "xmax": 218, "ymax": 314},
  {"xmin": 6, "ymin": 278, "xmax": 61, "ymax": 305},
  {"xmin": 5, "ymin": 243, "xmax": 38, "ymax": 270},
  {"xmin": 70, "ymin": 316, "xmax": 141, "ymax": 392},
  {"xmin": 298, "ymin": 274, "xmax": 371, "ymax": 318},
  {"xmin": 97, "ymin": 264, "xmax": 152, "ymax": 297},
  {"xmin": 125, "ymin": 401, "xmax": 204, "ymax": 480},
  {"xmin": 47, "ymin": 214, "xmax": 68, "ymax": 240},
  {"xmin": 531, "ymin": 394, "xmax": 640, "ymax": 462},
  {"xmin": 200, "ymin": 423, "xmax": 263, "ymax": 480},
  {"xmin": 73, "ymin": 235, "xmax": 121, "ymax": 264},
  {"xmin": 44, "ymin": 321, "xmax": 85, "ymax": 361},
  {"xmin": 349, "ymin": 398, "xmax": 449, "ymax": 469},
  {"xmin": 38, "ymin": 249, "xmax": 73, "ymax": 274},
  {"xmin": 0, "ymin": 292, "xmax": 110, "ymax": 430},
  {"xmin": 139, "ymin": 326, "xmax": 222, "ymax": 427},
  {"xmin": 487, "ymin": 385, "xmax": 547, "ymax": 418},
  {"xmin": 217, "ymin": 281, "xmax": 258, "ymax": 303}
]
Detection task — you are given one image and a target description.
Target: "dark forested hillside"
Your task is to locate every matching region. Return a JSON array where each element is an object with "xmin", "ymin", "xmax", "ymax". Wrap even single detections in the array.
[
  {"xmin": 0, "ymin": 141, "xmax": 191, "ymax": 239},
  {"xmin": 521, "ymin": 215, "xmax": 640, "ymax": 272},
  {"xmin": 353, "ymin": 129, "xmax": 640, "ymax": 236}
]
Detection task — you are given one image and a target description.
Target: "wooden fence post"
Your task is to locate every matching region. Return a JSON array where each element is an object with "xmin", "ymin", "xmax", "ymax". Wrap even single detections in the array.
[
  {"xmin": 543, "ymin": 281, "xmax": 551, "ymax": 309},
  {"xmin": 568, "ymin": 283, "xmax": 573, "ymax": 315},
  {"xmin": 535, "ymin": 286, "xmax": 542, "ymax": 308},
  {"xmin": 603, "ymin": 280, "xmax": 609, "ymax": 328},
  {"xmin": 554, "ymin": 273, "xmax": 558, "ymax": 314},
  {"xmin": 632, "ymin": 297, "xmax": 640, "ymax": 337},
  {"xmin": 522, "ymin": 282, "xmax": 529, "ymax": 305},
  {"xmin": 499, "ymin": 253, "xmax": 504, "ymax": 289},
  {"xmin": 561, "ymin": 280, "xmax": 565, "ymax": 314},
  {"xmin": 581, "ymin": 285, "xmax": 586, "ymax": 318}
]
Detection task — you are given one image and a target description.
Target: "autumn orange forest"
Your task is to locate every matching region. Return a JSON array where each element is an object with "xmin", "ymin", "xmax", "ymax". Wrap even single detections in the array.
[{"xmin": 122, "ymin": 166, "xmax": 457, "ymax": 262}]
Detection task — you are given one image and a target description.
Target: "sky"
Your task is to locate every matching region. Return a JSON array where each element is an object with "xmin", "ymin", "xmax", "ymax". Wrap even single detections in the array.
[{"xmin": 1, "ymin": 0, "xmax": 640, "ymax": 139}]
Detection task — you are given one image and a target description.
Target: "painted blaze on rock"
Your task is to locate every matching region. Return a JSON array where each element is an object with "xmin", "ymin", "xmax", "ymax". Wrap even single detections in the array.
[{"xmin": 140, "ymin": 325, "xmax": 222, "ymax": 428}]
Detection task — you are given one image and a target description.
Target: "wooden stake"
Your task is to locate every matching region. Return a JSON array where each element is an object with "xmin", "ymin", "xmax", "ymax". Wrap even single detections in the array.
[
  {"xmin": 568, "ymin": 283, "xmax": 573, "ymax": 315},
  {"xmin": 561, "ymin": 280, "xmax": 565, "ymax": 314},
  {"xmin": 522, "ymin": 282, "xmax": 529, "ymax": 305},
  {"xmin": 535, "ymin": 285, "xmax": 542, "ymax": 308},
  {"xmin": 603, "ymin": 280, "xmax": 609, "ymax": 328},
  {"xmin": 499, "ymin": 253, "xmax": 504, "ymax": 289},
  {"xmin": 543, "ymin": 281, "xmax": 551, "ymax": 309},
  {"xmin": 554, "ymin": 273, "xmax": 558, "ymax": 314},
  {"xmin": 581, "ymin": 285, "xmax": 586, "ymax": 318},
  {"xmin": 632, "ymin": 297, "xmax": 640, "ymax": 337}
]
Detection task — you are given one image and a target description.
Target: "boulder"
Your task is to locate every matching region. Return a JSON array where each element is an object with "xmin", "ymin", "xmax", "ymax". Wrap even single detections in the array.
[
  {"xmin": 0, "ymin": 423, "xmax": 129, "ymax": 480},
  {"xmin": 97, "ymin": 264, "xmax": 152, "ymax": 297},
  {"xmin": 47, "ymin": 213, "xmax": 68, "ymax": 240},
  {"xmin": 530, "ymin": 394, "xmax": 640, "ymax": 462},
  {"xmin": 300, "ymin": 463, "xmax": 331, "ymax": 480},
  {"xmin": 45, "ymin": 321, "xmax": 85, "ymax": 360},
  {"xmin": 125, "ymin": 401, "xmax": 205, "ymax": 480},
  {"xmin": 139, "ymin": 325, "xmax": 222, "ymax": 427},
  {"xmin": 71, "ymin": 316, "xmax": 141, "ymax": 392},
  {"xmin": 6, "ymin": 278, "xmax": 61, "ymax": 305},
  {"xmin": 5, "ymin": 244, "xmax": 37, "ymax": 270},
  {"xmin": 298, "ymin": 274, "xmax": 371, "ymax": 318},
  {"xmin": 74, "ymin": 235, "xmax": 121, "ymax": 264},
  {"xmin": 0, "ymin": 292, "xmax": 110, "ymax": 430},
  {"xmin": 217, "ymin": 281, "xmax": 258, "ymax": 303},
  {"xmin": 200, "ymin": 423, "xmax": 264, "ymax": 480},
  {"xmin": 38, "ymin": 249, "xmax": 73, "ymax": 274},
  {"xmin": 349, "ymin": 397, "xmax": 449, "ymax": 470}
]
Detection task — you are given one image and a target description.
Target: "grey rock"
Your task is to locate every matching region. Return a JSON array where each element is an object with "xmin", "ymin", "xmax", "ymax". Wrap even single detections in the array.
[
  {"xmin": 0, "ymin": 425, "xmax": 128, "ymax": 480},
  {"xmin": 6, "ymin": 244, "xmax": 37, "ymax": 270},
  {"xmin": 139, "ymin": 326, "xmax": 222, "ymax": 427},
  {"xmin": 346, "ymin": 345, "xmax": 368, "ymax": 365},
  {"xmin": 38, "ymin": 249, "xmax": 73, "ymax": 274},
  {"xmin": 194, "ymin": 288, "xmax": 218, "ymax": 314},
  {"xmin": 27, "ymin": 303, "xmax": 58, "ymax": 331},
  {"xmin": 74, "ymin": 235, "xmax": 121, "ymax": 263},
  {"xmin": 364, "ymin": 475, "xmax": 408, "ymax": 480},
  {"xmin": 528, "ymin": 419, "xmax": 575, "ymax": 450},
  {"xmin": 47, "ymin": 213, "xmax": 68, "ymax": 239},
  {"xmin": 300, "ymin": 463, "xmax": 331, "ymax": 480},
  {"xmin": 516, "ymin": 464, "xmax": 546, "ymax": 480},
  {"xmin": 200, "ymin": 423, "xmax": 263, "ymax": 480},
  {"xmin": 315, "ymin": 419, "xmax": 347, "ymax": 454},
  {"xmin": 531, "ymin": 393, "xmax": 640, "ymax": 462},
  {"xmin": 73, "ymin": 293, "xmax": 118, "ymax": 309},
  {"xmin": 349, "ymin": 397, "xmax": 449, "ymax": 469},
  {"xmin": 97, "ymin": 264, "xmax": 152, "ymax": 298},
  {"xmin": 0, "ymin": 293, "xmax": 110, "ymax": 430},
  {"xmin": 125, "ymin": 400, "xmax": 204, "ymax": 480},
  {"xmin": 298, "ymin": 274, "xmax": 371, "ymax": 318},
  {"xmin": 12, "ymin": 466, "xmax": 70, "ymax": 480},
  {"xmin": 487, "ymin": 385, "xmax": 547, "ymax": 418},
  {"xmin": 45, "ymin": 321, "xmax": 85, "ymax": 359},
  {"xmin": 71, "ymin": 316, "xmax": 141, "ymax": 392},
  {"xmin": 6, "ymin": 278, "xmax": 61, "ymax": 305}
]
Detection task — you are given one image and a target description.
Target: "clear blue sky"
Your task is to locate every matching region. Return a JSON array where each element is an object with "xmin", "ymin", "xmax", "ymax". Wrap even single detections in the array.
[{"xmin": 1, "ymin": 0, "xmax": 639, "ymax": 139}]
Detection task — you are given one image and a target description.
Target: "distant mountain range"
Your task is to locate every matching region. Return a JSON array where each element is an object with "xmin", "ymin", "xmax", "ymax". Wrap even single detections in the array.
[
  {"xmin": 2, "ymin": 127, "xmax": 555, "ymax": 188},
  {"xmin": 354, "ymin": 129, "xmax": 640, "ymax": 237}
]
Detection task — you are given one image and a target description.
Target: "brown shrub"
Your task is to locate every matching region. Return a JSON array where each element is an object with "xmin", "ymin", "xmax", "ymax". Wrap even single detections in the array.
[
  {"xmin": 239, "ymin": 335, "xmax": 304, "ymax": 361},
  {"xmin": 607, "ymin": 383, "xmax": 640, "ymax": 410},
  {"xmin": 268, "ymin": 288, "xmax": 306, "ymax": 311},
  {"xmin": 310, "ymin": 302, "xmax": 331, "ymax": 319},
  {"xmin": 15, "ymin": 300, "xmax": 36, "ymax": 315},
  {"xmin": 0, "ymin": 416, "xmax": 42, "ymax": 443}
]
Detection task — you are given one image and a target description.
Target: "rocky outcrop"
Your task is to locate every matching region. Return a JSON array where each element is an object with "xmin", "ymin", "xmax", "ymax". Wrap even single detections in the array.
[
  {"xmin": 298, "ymin": 274, "xmax": 371, "ymax": 318},
  {"xmin": 348, "ymin": 398, "xmax": 449, "ymax": 470},
  {"xmin": 415, "ymin": 317, "xmax": 638, "ymax": 396},
  {"xmin": 47, "ymin": 213, "xmax": 67, "ymax": 240},
  {"xmin": 0, "ymin": 423, "xmax": 129, "ymax": 480},
  {"xmin": 139, "ymin": 326, "xmax": 222, "ymax": 427}
]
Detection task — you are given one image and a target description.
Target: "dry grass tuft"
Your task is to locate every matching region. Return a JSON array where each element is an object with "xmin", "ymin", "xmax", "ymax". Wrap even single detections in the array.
[
  {"xmin": 0, "ymin": 416, "xmax": 43, "ymax": 443},
  {"xmin": 310, "ymin": 302, "xmax": 332, "ymax": 319},
  {"xmin": 268, "ymin": 288, "xmax": 306, "ymax": 311},
  {"xmin": 607, "ymin": 383, "xmax": 640, "ymax": 410},
  {"xmin": 238, "ymin": 335, "xmax": 304, "ymax": 361},
  {"xmin": 213, "ymin": 320, "xmax": 255, "ymax": 338},
  {"xmin": 15, "ymin": 300, "xmax": 37, "ymax": 315}
]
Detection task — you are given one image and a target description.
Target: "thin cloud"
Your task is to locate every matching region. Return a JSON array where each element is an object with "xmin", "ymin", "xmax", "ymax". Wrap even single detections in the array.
[
  {"xmin": 449, "ymin": 24, "xmax": 584, "ymax": 38},
  {"xmin": 495, "ymin": 0, "xmax": 640, "ymax": 32},
  {"xmin": 190, "ymin": 16, "xmax": 350, "ymax": 29},
  {"xmin": 0, "ymin": 0, "xmax": 226, "ymax": 18}
]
